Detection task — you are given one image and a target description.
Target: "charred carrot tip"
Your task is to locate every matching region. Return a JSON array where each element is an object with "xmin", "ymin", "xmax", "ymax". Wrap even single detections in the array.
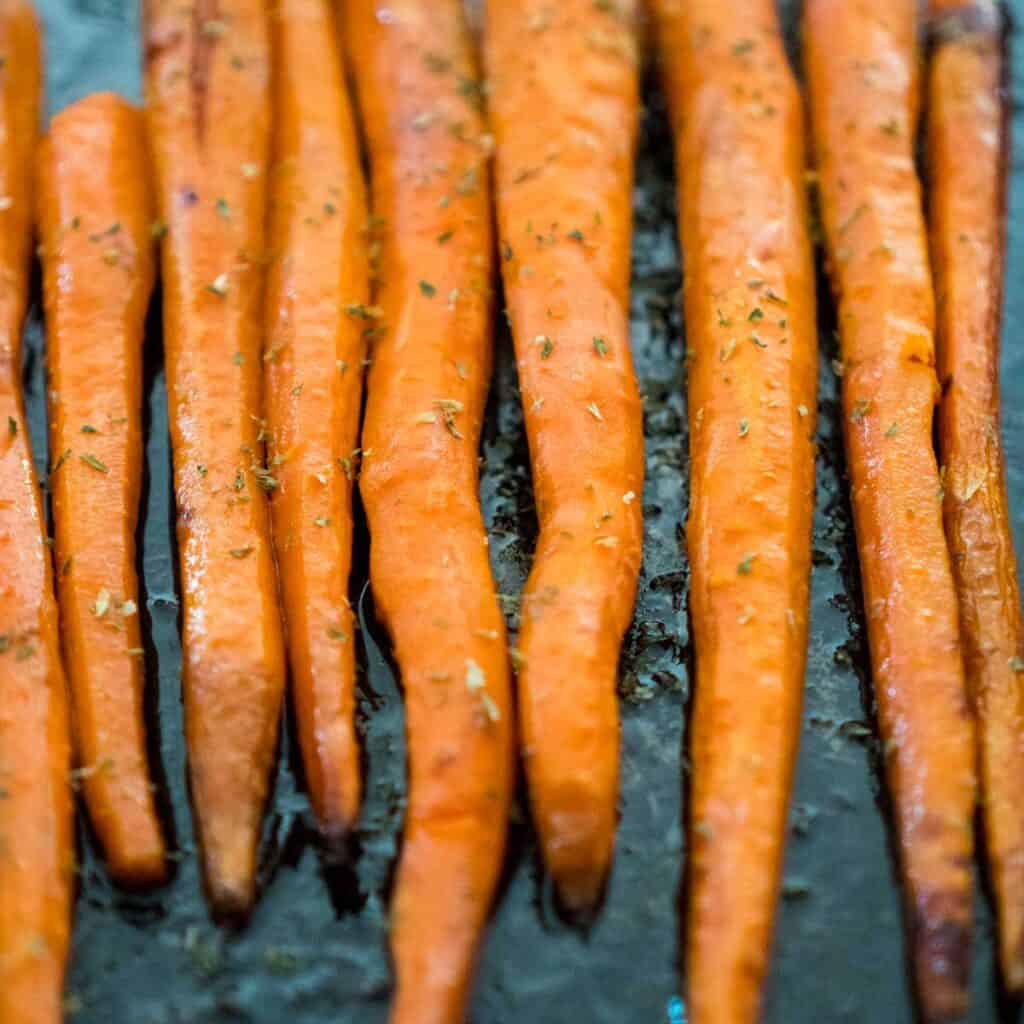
[{"xmin": 912, "ymin": 912, "xmax": 971, "ymax": 1023}]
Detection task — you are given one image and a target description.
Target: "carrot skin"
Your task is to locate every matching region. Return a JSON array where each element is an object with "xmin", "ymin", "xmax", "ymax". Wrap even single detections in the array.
[
  {"xmin": 36, "ymin": 91, "xmax": 167, "ymax": 888},
  {"xmin": 343, "ymin": 2, "xmax": 513, "ymax": 1021},
  {"xmin": 926, "ymin": 0, "xmax": 1024, "ymax": 994},
  {"xmin": 0, "ymin": 4, "xmax": 75, "ymax": 1022},
  {"xmin": 265, "ymin": 0, "xmax": 367, "ymax": 842},
  {"xmin": 144, "ymin": 0, "xmax": 286, "ymax": 918},
  {"xmin": 805, "ymin": 2, "xmax": 977, "ymax": 1019},
  {"xmin": 484, "ymin": 0, "xmax": 644, "ymax": 911},
  {"xmin": 651, "ymin": 2, "xmax": 818, "ymax": 1020}
]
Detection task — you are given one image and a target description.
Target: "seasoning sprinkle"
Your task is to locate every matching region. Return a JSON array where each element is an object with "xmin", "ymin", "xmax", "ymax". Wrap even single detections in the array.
[
  {"xmin": 206, "ymin": 273, "xmax": 229, "ymax": 297},
  {"xmin": 80, "ymin": 453, "xmax": 109, "ymax": 474},
  {"xmin": 850, "ymin": 398, "xmax": 871, "ymax": 422}
]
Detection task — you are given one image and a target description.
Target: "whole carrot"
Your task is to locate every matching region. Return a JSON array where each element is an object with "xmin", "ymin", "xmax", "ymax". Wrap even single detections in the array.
[
  {"xmin": 343, "ymin": 2, "xmax": 513, "ymax": 1021},
  {"xmin": 37, "ymin": 91, "xmax": 167, "ymax": 888},
  {"xmin": 651, "ymin": 1, "xmax": 818, "ymax": 1020},
  {"xmin": 144, "ymin": 0, "xmax": 286, "ymax": 918},
  {"xmin": 0, "ymin": 3, "xmax": 74, "ymax": 1022},
  {"xmin": 805, "ymin": 2, "xmax": 976, "ymax": 1019},
  {"xmin": 484, "ymin": 0, "xmax": 644, "ymax": 911},
  {"xmin": 264, "ymin": 0, "xmax": 368, "ymax": 843},
  {"xmin": 926, "ymin": 0, "xmax": 1022, "ymax": 993}
]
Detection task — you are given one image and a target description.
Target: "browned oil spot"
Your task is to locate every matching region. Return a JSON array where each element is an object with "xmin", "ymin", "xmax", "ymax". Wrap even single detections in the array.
[
  {"xmin": 928, "ymin": 2, "xmax": 1002, "ymax": 46},
  {"xmin": 190, "ymin": 0, "xmax": 222, "ymax": 146}
]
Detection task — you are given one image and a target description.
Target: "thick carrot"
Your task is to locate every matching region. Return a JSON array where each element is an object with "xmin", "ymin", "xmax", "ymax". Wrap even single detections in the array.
[
  {"xmin": 805, "ymin": 2, "xmax": 976, "ymax": 1019},
  {"xmin": 144, "ymin": 0, "xmax": 286, "ymax": 918},
  {"xmin": 926, "ymin": 0, "xmax": 1022, "ymax": 993},
  {"xmin": 650, "ymin": 2, "xmax": 818, "ymax": 1020},
  {"xmin": 342, "ymin": 2, "xmax": 513, "ymax": 1021},
  {"xmin": 36, "ymin": 91, "xmax": 166, "ymax": 888},
  {"xmin": 484, "ymin": 0, "xmax": 644, "ymax": 911},
  {"xmin": 0, "ymin": 3, "xmax": 74, "ymax": 1021},
  {"xmin": 263, "ymin": 0, "xmax": 367, "ymax": 843}
]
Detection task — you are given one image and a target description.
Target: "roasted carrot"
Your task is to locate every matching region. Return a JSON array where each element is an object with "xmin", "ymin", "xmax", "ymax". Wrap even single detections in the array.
[
  {"xmin": 650, "ymin": 2, "xmax": 818, "ymax": 1019},
  {"xmin": 0, "ymin": 2, "xmax": 75, "ymax": 1021},
  {"xmin": 484, "ymin": 0, "xmax": 644, "ymax": 911},
  {"xmin": 36, "ymin": 91, "xmax": 166, "ymax": 888},
  {"xmin": 144, "ymin": 0, "xmax": 286, "ymax": 918},
  {"xmin": 264, "ymin": 0, "xmax": 367, "ymax": 843},
  {"xmin": 805, "ymin": 2, "xmax": 977, "ymax": 1019},
  {"xmin": 343, "ymin": 2, "xmax": 513, "ymax": 1020},
  {"xmin": 926, "ymin": 0, "xmax": 1022, "ymax": 993}
]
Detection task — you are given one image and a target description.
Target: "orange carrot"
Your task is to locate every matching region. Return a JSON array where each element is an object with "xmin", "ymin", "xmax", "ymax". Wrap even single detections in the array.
[
  {"xmin": 144, "ymin": 0, "xmax": 286, "ymax": 918},
  {"xmin": 36, "ymin": 91, "xmax": 166, "ymax": 887},
  {"xmin": 263, "ymin": 0, "xmax": 367, "ymax": 843},
  {"xmin": 0, "ymin": 3, "xmax": 75, "ymax": 1021},
  {"xmin": 484, "ymin": 0, "xmax": 644, "ymax": 912},
  {"xmin": 343, "ymin": 2, "xmax": 513, "ymax": 1020},
  {"xmin": 651, "ymin": 2, "xmax": 818, "ymax": 1020},
  {"xmin": 926, "ymin": 0, "xmax": 1023, "ymax": 993},
  {"xmin": 805, "ymin": 1, "xmax": 976, "ymax": 1018}
]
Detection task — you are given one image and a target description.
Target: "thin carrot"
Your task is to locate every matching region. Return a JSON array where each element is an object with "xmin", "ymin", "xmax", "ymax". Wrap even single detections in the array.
[
  {"xmin": 651, "ymin": 1, "xmax": 818, "ymax": 1020},
  {"xmin": 484, "ymin": 0, "xmax": 644, "ymax": 911},
  {"xmin": 343, "ymin": 2, "xmax": 513, "ymax": 1021},
  {"xmin": 264, "ymin": 0, "xmax": 367, "ymax": 844},
  {"xmin": 144, "ymin": 0, "xmax": 286, "ymax": 918},
  {"xmin": 926, "ymin": 0, "xmax": 1023, "ymax": 994},
  {"xmin": 0, "ymin": 2, "xmax": 75, "ymax": 1021},
  {"xmin": 805, "ymin": 2, "xmax": 976, "ymax": 1019},
  {"xmin": 36, "ymin": 91, "xmax": 167, "ymax": 888}
]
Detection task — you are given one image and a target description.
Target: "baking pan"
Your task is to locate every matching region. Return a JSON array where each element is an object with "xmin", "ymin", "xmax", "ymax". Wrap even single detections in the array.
[{"xmin": 21, "ymin": 0, "xmax": 1024, "ymax": 1020}]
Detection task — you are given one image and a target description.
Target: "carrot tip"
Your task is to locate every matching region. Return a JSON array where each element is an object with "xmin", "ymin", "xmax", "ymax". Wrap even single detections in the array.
[
  {"xmin": 550, "ymin": 862, "xmax": 608, "ymax": 915},
  {"xmin": 1000, "ymin": 929, "xmax": 1024, "ymax": 995},
  {"xmin": 912, "ymin": 914, "xmax": 970, "ymax": 1024},
  {"xmin": 107, "ymin": 849, "xmax": 169, "ymax": 889},
  {"xmin": 318, "ymin": 816, "xmax": 356, "ymax": 860},
  {"xmin": 205, "ymin": 871, "xmax": 256, "ymax": 924}
]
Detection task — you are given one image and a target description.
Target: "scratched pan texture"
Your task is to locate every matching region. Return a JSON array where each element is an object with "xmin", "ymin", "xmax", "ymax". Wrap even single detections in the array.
[{"xmin": 17, "ymin": 0, "xmax": 1024, "ymax": 1021}]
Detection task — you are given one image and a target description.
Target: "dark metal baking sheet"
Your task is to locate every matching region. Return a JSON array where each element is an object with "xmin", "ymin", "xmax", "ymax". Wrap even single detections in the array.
[{"xmin": 20, "ymin": 0, "xmax": 1024, "ymax": 1020}]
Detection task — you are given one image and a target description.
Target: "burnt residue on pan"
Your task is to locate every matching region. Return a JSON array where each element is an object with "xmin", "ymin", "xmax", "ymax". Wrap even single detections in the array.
[{"xmin": 16, "ymin": 0, "xmax": 1024, "ymax": 1021}]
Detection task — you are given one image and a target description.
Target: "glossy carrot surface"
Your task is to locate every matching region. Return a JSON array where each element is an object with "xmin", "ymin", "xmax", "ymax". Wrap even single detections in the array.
[
  {"xmin": 805, "ymin": 1, "xmax": 976, "ymax": 1019},
  {"xmin": 927, "ymin": 0, "xmax": 1023, "ymax": 993},
  {"xmin": 37, "ymin": 91, "xmax": 166, "ymax": 888},
  {"xmin": 651, "ymin": 1, "xmax": 818, "ymax": 1020},
  {"xmin": 0, "ymin": 3, "xmax": 74, "ymax": 1021},
  {"xmin": 344, "ymin": 1, "xmax": 513, "ymax": 1021},
  {"xmin": 265, "ymin": 0, "xmax": 367, "ymax": 843},
  {"xmin": 485, "ymin": 0, "xmax": 644, "ymax": 911},
  {"xmin": 144, "ymin": 0, "xmax": 286, "ymax": 918}
]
